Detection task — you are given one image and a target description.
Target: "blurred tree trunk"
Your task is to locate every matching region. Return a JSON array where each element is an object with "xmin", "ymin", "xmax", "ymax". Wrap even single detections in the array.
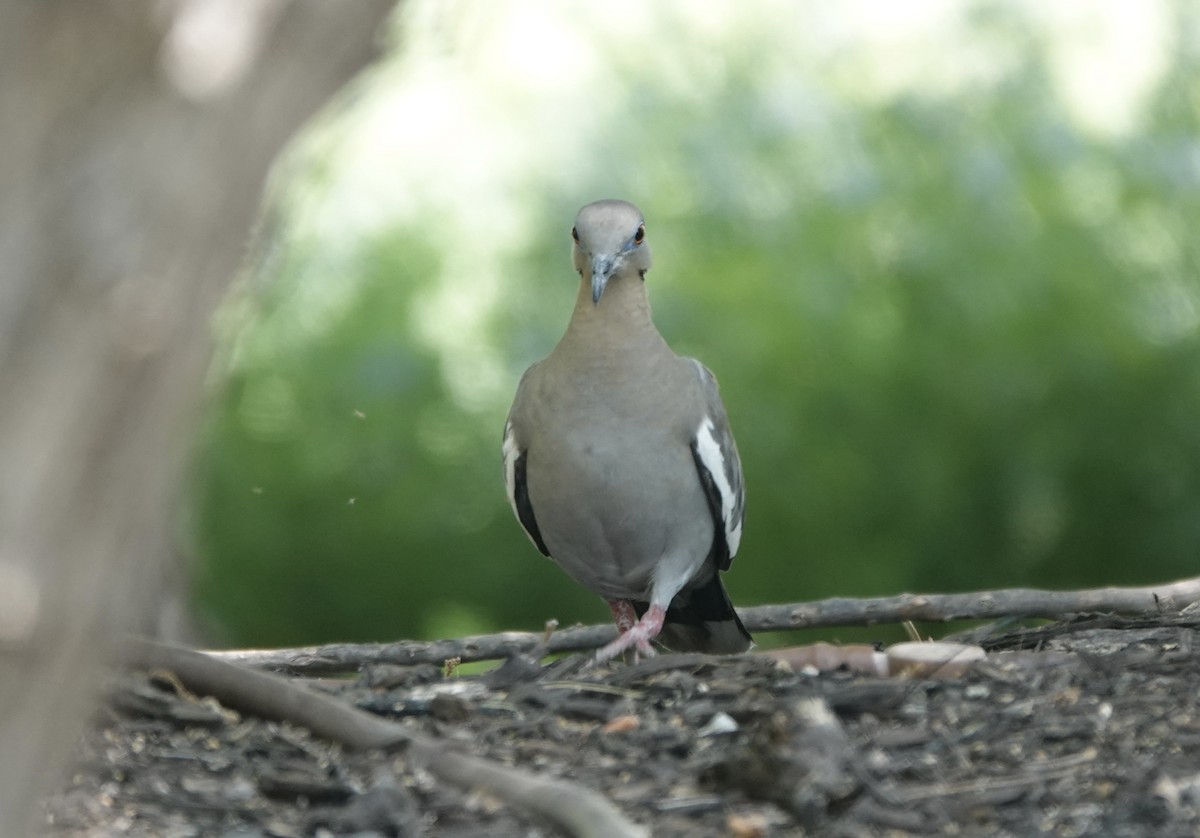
[{"xmin": 0, "ymin": 1, "xmax": 396, "ymax": 832}]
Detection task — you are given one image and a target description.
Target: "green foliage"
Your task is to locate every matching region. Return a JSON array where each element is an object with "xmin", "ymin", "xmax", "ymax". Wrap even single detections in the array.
[{"xmin": 191, "ymin": 1, "xmax": 1200, "ymax": 646}]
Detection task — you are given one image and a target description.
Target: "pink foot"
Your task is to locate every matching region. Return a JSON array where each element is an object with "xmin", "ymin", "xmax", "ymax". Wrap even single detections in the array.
[
  {"xmin": 607, "ymin": 599, "xmax": 638, "ymax": 634},
  {"xmin": 596, "ymin": 605, "xmax": 666, "ymax": 663}
]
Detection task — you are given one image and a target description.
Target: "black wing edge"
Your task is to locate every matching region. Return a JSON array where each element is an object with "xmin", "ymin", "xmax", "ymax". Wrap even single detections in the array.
[{"xmin": 513, "ymin": 450, "xmax": 551, "ymax": 557}]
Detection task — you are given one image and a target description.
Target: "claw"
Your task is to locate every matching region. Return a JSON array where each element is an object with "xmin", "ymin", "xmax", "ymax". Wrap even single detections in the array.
[{"xmin": 595, "ymin": 604, "xmax": 666, "ymax": 663}]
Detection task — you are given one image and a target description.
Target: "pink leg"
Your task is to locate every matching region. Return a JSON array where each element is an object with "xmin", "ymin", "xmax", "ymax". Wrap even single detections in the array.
[
  {"xmin": 607, "ymin": 599, "xmax": 638, "ymax": 634},
  {"xmin": 596, "ymin": 604, "xmax": 666, "ymax": 663}
]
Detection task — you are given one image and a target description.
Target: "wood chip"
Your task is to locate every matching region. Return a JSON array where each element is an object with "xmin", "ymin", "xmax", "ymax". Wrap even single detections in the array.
[
  {"xmin": 727, "ymin": 811, "xmax": 769, "ymax": 837},
  {"xmin": 602, "ymin": 714, "xmax": 640, "ymax": 734},
  {"xmin": 886, "ymin": 641, "xmax": 986, "ymax": 678}
]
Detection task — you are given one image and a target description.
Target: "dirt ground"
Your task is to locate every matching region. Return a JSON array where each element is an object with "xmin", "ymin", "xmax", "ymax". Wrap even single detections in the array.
[{"xmin": 42, "ymin": 613, "xmax": 1200, "ymax": 837}]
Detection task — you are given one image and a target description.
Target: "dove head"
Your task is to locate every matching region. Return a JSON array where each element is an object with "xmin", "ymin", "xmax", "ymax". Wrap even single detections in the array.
[{"xmin": 571, "ymin": 200, "xmax": 652, "ymax": 304}]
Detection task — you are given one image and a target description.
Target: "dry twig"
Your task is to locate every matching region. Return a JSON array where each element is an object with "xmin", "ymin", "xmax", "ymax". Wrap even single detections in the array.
[
  {"xmin": 208, "ymin": 575, "xmax": 1200, "ymax": 673},
  {"xmin": 745, "ymin": 576, "xmax": 1200, "ymax": 631}
]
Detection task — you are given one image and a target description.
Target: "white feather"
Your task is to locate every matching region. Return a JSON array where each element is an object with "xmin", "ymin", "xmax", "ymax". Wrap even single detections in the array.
[
  {"xmin": 695, "ymin": 417, "xmax": 742, "ymax": 557},
  {"xmin": 502, "ymin": 421, "xmax": 520, "ymax": 518}
]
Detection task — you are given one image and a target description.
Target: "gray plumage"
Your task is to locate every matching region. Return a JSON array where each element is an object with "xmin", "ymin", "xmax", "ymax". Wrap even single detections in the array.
[{"xmin": 503, "ymin": 200, "xmax": 750, "ymax": 659}]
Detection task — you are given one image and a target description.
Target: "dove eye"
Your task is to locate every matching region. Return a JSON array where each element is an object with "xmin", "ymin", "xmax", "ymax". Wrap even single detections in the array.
[
  {"xmin": 571, "ymin": 227, "xmax": 580, "ymax": 243},
  {"xmin": 634, "ymin": 225, "xmax": 645, "ymax": 244}
]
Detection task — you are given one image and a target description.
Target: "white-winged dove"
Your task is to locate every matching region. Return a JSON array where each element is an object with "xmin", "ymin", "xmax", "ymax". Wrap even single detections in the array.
[{"xmin": 503, "ymin": 200, "xmax": 751, "ymax": 660}]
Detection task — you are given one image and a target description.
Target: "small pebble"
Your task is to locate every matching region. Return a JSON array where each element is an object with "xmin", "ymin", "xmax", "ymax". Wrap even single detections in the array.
[{"xmin": 697, "ymin": 711, "xmax": 738, "ymax": 737}]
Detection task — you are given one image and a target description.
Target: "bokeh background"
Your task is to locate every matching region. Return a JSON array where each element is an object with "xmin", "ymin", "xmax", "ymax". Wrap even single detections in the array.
[{"xmin": 188, "ymin": 0, "xmax": 1200, "ymax": 648}]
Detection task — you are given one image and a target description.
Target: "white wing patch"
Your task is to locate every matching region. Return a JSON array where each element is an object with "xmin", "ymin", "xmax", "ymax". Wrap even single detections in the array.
[
  {"xmin": 502, "ymin": 421, "xmax": 520, "ymax": 518},
  {"xmin": 695, "ymin": 416, "xmax": 743, "ymax": 557}
]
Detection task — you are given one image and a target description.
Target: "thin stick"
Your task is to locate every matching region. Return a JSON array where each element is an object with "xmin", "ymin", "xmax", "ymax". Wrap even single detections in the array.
[
  {"xmin": 207, "ymin": 575, "xmax": 1200, "ymax": 673},
  {"xmin": 124, "ymin": 639, "xmax": 646, "ymax": 838},
  {"xmin": 747, "ymin": 575, "xmax": 1200, "ymax": 631}
]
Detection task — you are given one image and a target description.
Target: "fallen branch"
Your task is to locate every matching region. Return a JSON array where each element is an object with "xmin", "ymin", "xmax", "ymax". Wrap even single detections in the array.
[
  {"xmin": 207, "ymin": 575, "xmax": 1200, "ymax": 673},
  {"xmin": 125, "ymin": 639, "xmax": 646, "ymax": 838},
  {"xmin": 745, "ymin": 575, "xmax": 1200, "ymax": 631},
  {"xmin": 211, "ymin": 629, "xmax": 612, "ymax": 674}
]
